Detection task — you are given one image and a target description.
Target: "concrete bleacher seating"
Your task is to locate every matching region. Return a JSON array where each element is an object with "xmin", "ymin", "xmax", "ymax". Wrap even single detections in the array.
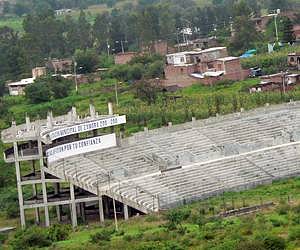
[{"xmin": 47, "ymin": 102, "xmax": 300, "ymax": 213}]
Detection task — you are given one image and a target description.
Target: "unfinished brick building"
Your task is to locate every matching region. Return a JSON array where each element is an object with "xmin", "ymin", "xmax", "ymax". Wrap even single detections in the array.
[{"xmin": 163, "ymin": 47, "xmax": 249, "ymax": 87}]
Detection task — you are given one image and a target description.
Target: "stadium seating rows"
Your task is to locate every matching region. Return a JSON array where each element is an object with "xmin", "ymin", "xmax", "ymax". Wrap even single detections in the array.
[{"xmin": 48, "ymin": 103, "xmax": 300, "ymax": 212}]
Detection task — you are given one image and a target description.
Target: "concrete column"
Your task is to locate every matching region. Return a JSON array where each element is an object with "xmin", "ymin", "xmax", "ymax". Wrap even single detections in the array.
[
  {"xmin": 13, "ymin": 141, "xmax": 26, "ymax": 228},
  {"xmin": 104, "ymin": 197, "xmax": 110, "ymax": 216},
  {"xmin": 38, "ymin": 138, "xmax": 50, "ymax": 227},
  {"xmin": 54, "ymin": 183, "xmax": 61, "ymax": 222},
  {"xmin": 70, "ymin": 184, "xmax": 77, "ymax": 228},
  {"xmin": 80, "ymin": 203, "xmax": 86, "ymax": 223},
  {"xmin": 108, "ymin": 102, "xmax": 113, "ymax": 115},
  {"xmin": 124, "ymin": 204, "xmax": 129, "ymax": 220},
  {"xmin": 32, "ymin": 184, "xmax": 40, "ymax": 224},
  {"xmin": 112, "ymin": 197, "xmax": 118, "ymax": 231},
  {"xmin": 98, "ymin": 197, "xmax": 105, "ymax": 223}
]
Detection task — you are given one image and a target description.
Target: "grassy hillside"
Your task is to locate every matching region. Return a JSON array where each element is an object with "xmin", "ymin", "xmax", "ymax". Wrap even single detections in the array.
[
  {"xmin": 0, "ymin": 17, "xmax": 22, "ymax": 31},
  {"xmin": 2, "ymin": 177, "xmax": 300, "ymax": 249}
]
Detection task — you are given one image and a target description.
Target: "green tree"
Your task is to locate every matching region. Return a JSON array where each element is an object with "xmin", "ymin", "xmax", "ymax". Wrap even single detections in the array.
[
  {"xmin": 93, "ymin": 11, "xmax": 111, "ymax": 51},
  {"xmin": 282, "ymin": 17, "xmax": 295, "ymax": 43},
  {"xmin": 135, "ymin": 80, "xmax": 162, "ymax": 104},
  {"xmin": 25, "ymin": 81, "xmax": 52, "ymax": 103},
  {"xmin": 145, "ymin": 60, "xmax": 164, "ymax": 79},
  {"xmin": 22, "ymin": 10, "xmax": 65, "ymax": 65},
  {"xmin": 48, "ymin": 76, "xmax": 73, "ymax": 99},
  {"xmin": 230, "ymin": 1, "xmax": 261, "ymax": 54},
  {"xmin": 0, "ymin": 27, "xmax": 26, "ymax": 81},
  {"xmin": 77, "ymin": 10, "xmax": 93, "ymax": 50},
  {"xmin": 74, "ymin": 49, "xmax": 100, "ymax": 73},
  {"xmin": 129, "ymin": 63, "xmax": 144, "ymax": 80}
]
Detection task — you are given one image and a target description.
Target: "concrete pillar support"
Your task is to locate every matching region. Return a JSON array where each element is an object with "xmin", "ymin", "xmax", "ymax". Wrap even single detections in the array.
[
  {"xmin": 124, "ymin": 204, "xmax": 129, "ymax": 220},
  {"xmin": 32, "ymin": 184, "xmax": 40, "ymax": 224},
  {"xmin": 54, "ymin": 183, "xmax": 61, "ymax": 222},
  {"xmin": 38, "ymin": 138, "xmax": 50, "ymax": 227},
  {"xmin": 70, "ymin": 184, "xmax": 77, "ymax": 228},
  {"xmin": 98, "ymin": 196, "xmax": 105, "ymax": 223},
  {"xmin": 13, "ymin": 141, "xmax": 26, "ymax": 228}
]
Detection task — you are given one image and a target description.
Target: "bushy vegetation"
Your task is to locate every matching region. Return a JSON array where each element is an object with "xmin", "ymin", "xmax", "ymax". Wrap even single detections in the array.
[
  {"xmin": 109, "ymin": 54, "xmax": 164, "ymax": 82},
  {"xmin": 25, "ymin": 75, "xmax": 73, "ymax": 104},
  {"xmin": 90, "ymin": 228, "xmax": 115, "ymax": 243},
  {"xmin": 8, "ymin": 224, "xmax": 71, "ymax": 250},
  {"xmin": 241, "ymin": 46, "xmax": 299, "ymax": 75}
]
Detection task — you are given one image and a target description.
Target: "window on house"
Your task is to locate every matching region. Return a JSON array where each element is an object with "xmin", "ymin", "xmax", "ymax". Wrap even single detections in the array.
[
  {"xmin": 180, "ymin": 57, "xmax": 184, "ymax": 63},
  {"xmin": 290, "ymin": 57, "xmax": 295, "ymax": 62}
]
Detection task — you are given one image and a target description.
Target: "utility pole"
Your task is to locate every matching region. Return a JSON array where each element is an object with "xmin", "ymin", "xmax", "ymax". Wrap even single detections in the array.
[
  {"xmin": 176, "ymin": 28, "xmax": 180, "ymax": 52},
  {"xmin": 115, "ymin": 82, "xmax": 119, "ymax": 106},
  {"xmin": 107, "ymin": 40, "xmax": 110, "ymax": 56},
  {"xmin": 282, "ymin": 71, "xmax": 288, "ymax": 95},
  {"xmin": 274, "ymin": 9, "xmax": 280, "ymax": 43},
  {"xmin": 115, "ymin": 40, "xmax": 127, "ymax": 54},
  {"xmin": 73, "ymin": 60, "xmax": 78, "ymax": 93}
]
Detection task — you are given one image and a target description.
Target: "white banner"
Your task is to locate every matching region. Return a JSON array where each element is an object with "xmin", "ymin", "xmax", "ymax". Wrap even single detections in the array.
[
  {"xmin": 46, "ymin": 134, "xmax": 117, "ymax": 164},
  {"xmin": 48, "ymin": 115, "xmax": 126, "ymax": 141}
]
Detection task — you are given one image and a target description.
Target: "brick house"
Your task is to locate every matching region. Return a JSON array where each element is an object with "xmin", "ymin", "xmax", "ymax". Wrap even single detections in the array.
[
  {"xmin": 260, "ymin": 73, "xmax": 283, "ymax": 84},
  {"xmin": 114, "ymin": 52, "xmax": 137, "ymax": 65},
  {"xmin": 249, "ymin": 73, "xmax": 300, "ymax": 93},
  {"xmin": 163, "ymin": 47, "xmax": 248, "ymax": 87},
  {"xmin": 141, "ymin": 40, "xmax": 169, "ymax": 55},
  {"xmin": 174, "ymin": 37, "xmax": 219, "ymax": 52},
  {"xmin": 7, "ymin": 66, "xmax": 47, "ymax": 96},
  {"xmin": 46, "ymin": 59, "xmax": 73, "ymax": 73}
]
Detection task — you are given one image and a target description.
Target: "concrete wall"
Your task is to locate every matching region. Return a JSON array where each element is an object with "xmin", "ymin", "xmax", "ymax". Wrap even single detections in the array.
[
  {"xmin": 293, "ymin": 25, "xmax": 300, "ymax": 40},
  {"xmin": 32, "ymin": 67, "xmax": 47, "ymax": 78}
]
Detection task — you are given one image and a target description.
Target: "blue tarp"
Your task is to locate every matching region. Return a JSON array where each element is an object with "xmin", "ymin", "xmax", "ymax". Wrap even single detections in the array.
[{"xmin": 240, "ymin": 49, "xmax": 257, "ymax": 58}]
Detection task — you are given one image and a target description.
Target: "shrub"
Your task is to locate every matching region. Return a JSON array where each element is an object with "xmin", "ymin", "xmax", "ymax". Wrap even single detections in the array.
[
  {"xmin": 145, "ymin": 215, "xmax": 159, "ymax": 222},
  {"xmin": 0, "ymin": 233, "xmax": 8, "ymax": 244},
  {"xmin": 165, "ymin": 208, "xmax": 191, "ymax": 231},
  {"xmin": 90, "ymin": 229, "xmax": 115, "ymax": 243},
  {"xmin": 276, "ymin": 203, "xmax": 290, "ymax": 215},
  {"xmin": 133, "ymin": 241, "xmax": 162, "ymax": 250},
  {"xmin": 164, "ymin": 241, "xmax": 184, "ymax": 250},
  {"xmin": 291, "ymin": 214, "xmax": 300, "ymax": 225},
  {"xmin": 48, "ymin": 224, "xmax": 72, "ymax": 242},
  {"xmin": 269, "ymin": 216, "xmax": 287, "ymax": 227},
  {"xmin": 235, "ymin": 240, "xmax": 266, "ymax": 250},
  {"xmin": 123, "ymin": 232, "xmax": 144, "ymax": 242},
  {"xmin": 259, "ymin": 235, "xmax": 286, "ymax": 250},
  {"xmin": 292, "ymin": 204, "xmax": 300, "ymax": 214},
  {"xmin": 9, "ymin": 226, "xmax": 51, "ymax": 250},
  {"xmin": 288, "ymin": 226, "xmax": 300, "ymax": 241}
]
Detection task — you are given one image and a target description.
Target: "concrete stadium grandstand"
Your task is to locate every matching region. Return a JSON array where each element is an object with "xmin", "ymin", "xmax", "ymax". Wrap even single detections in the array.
[{"xmin": 3, "ymin": 101, "xmax": 300, "ymax": 228}]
